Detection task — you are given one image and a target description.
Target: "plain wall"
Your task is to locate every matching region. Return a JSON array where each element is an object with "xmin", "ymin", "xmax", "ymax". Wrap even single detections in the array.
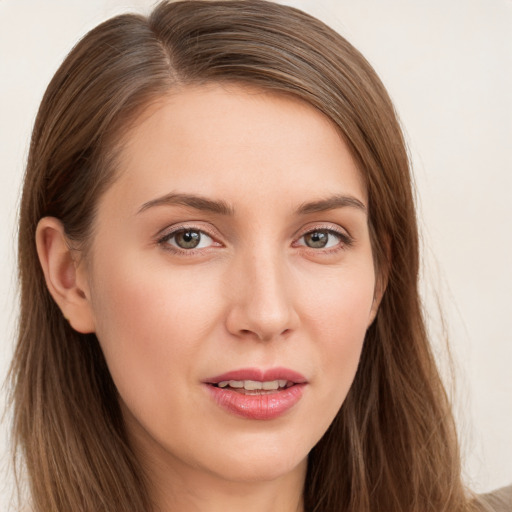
[{"xmin": 1, "ymin": 0, "xmax": 511, "ymax": 508}]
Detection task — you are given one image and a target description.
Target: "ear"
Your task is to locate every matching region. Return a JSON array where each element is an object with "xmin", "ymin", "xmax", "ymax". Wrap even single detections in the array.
[
  {"xmin": 36, "ymin": 217, "xmax": 95, "ymax": 333},
  {"xmin": 367, "ymin": 239, "xmax": 391, "ymax": 327},
  {"xmin": 368, "ymin": 272, "xmax": 387, "ymax": 327}
]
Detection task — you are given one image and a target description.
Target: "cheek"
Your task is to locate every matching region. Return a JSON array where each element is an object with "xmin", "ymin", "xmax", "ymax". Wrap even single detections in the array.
[
  {"xmin": 300, "ymin": 257, "xmax": 376, "ymax": 337},
  {"xmin": 299, "ymin": 262, "xmax": 375, "ymax": 411},
  {"xmin": 89, "ymin": 252, "xmax": 221, "ymax": 404}
]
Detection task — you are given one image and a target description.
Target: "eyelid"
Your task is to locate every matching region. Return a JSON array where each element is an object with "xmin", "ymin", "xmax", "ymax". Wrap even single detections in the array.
[
  {"xmin": 155, "ymin": 221, "xmax": 352, "ymax": 255},
  {"xmin": 293, "ymin": 223, "xmax": 354, "ymax": 250},
  {"xmin": 156, "ymin": 223, "xmax": 223, "ymax": 253}
]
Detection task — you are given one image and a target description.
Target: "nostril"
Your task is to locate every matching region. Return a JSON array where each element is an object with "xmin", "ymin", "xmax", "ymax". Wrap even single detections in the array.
[{"xmin": 236, "ymin": 327, "xmax": 292, "ymax": 341}]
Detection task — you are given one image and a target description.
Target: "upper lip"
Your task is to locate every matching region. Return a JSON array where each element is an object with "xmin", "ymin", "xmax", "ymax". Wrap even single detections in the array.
[{"xmin": 204, "ymin": 367, "xmax": 307, "ymax": 385}]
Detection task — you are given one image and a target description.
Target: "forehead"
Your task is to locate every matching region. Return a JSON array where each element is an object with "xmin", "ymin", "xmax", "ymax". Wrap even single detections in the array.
[{"xmin": 105, "ymin": 83, "xmax": 366, "ymax": 215}]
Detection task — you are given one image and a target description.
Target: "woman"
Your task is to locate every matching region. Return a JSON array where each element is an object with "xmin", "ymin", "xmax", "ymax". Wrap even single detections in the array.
[{"xmin": 7, "ymin": 1, "xmax": 511, "ymax": 511}]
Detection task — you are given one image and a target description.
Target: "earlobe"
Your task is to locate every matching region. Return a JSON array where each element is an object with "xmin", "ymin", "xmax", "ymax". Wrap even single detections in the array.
[{"xmin": 35, "ymin": 217, "xmax": 95, "ymax": 333}]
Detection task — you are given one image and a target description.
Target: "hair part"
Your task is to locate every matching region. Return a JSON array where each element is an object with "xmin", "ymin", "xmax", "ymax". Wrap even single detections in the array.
[{"xmin": 11, "ymin": 1, "xmax": 473, "ymax": 511}]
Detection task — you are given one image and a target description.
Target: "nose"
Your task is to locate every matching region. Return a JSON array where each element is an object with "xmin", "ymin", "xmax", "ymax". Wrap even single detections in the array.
[{"xmin": 224, "ymin": 247, "xmax": 299, "ymax": 341}]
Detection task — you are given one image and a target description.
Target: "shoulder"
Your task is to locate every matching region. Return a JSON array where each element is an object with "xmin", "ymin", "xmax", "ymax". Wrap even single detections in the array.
[{"xmin": 473, "ymin": 484, "xmax": 512, "ymax": 512}]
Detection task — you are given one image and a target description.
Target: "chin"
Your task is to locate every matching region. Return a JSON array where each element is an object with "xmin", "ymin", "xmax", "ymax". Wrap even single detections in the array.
[
  {"xmin": 198, "ymin": 436, "xmax": 309, "ymax": 484},
  {"xmin": 211, "ymin": 454, "xmax": 307, "ymax": 485}
]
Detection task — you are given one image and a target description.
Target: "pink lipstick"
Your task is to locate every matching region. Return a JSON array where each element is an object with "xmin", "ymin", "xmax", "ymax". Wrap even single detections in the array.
[{"xmin": 204, "ymin": 367, "xmax": 307, "ymax": 420}]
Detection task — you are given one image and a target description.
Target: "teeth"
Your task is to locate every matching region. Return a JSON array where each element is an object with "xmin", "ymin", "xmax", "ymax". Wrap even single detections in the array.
[
  {"xmin": 244, "ymin": 380, "xmax": 263, "ymax": 390},
  {"xmin": 218, "ymin": 380, "xmax": 243, "ymax": 388},
  {"xmin": 216, "ymin": 379, "xmax": 290, "ymax": 390}
]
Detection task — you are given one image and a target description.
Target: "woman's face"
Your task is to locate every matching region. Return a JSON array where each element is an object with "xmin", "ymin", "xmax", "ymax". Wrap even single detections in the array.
[{"xmin": 82, "ymin": 84, "xmax": 379, "ymax": 486}]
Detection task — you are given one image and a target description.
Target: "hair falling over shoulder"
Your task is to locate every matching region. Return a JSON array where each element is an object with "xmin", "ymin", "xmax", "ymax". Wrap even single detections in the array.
[{"xmin": 9, "ymin": 1, "xmax": 478, "ymax": 511}]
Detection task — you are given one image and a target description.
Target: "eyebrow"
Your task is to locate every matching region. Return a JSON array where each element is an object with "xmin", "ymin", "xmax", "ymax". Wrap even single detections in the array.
[
  {"xmin": 137, "ymin": 193, "xmax": 234, "ymax": 216},
  {"xmin": 296, "ymin": 195, "xmax": 367, "ymax": 215},
  {"xmin": 137, "ymin": 192, "xmax": 366, "ymax": 216}
]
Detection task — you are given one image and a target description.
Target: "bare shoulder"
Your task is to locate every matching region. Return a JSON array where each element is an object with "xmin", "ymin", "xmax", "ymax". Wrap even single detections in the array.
[{"xmin": 474, "ymin": 485, "xmax": 512, "ymax": 512}]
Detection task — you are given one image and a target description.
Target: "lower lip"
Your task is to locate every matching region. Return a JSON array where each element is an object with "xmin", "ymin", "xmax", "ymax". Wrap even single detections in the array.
[{"xmin": 205, "ymin": 384, "xmax": 306, "ymax": 420}]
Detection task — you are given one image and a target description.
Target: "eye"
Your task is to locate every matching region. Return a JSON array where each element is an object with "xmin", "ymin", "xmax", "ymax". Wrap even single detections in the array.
[
  {"xmin": 161, "ymin": 228, "xmax": 215, "ymax": 250},
  {"xmin": 297, "ymin": 229, "xmax": 346, "ymax": 249}
]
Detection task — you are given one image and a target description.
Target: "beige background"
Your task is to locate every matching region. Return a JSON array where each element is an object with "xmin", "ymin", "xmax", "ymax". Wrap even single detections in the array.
[{"xmin": 1, "ymin": 0, "xmax": 511, "ymax": 508}]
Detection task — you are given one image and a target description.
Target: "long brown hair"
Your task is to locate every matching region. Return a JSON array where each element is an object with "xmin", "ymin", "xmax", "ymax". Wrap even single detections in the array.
[{"xmin": 10, "ymin": 1, "xmax": 473, "ymax": 510}]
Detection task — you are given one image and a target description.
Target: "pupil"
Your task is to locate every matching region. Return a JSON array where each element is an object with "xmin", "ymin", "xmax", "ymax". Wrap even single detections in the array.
[
  {"xmin": 306, "ymin": 231, "xmax": 328, "ymax": 248},
  {"xmin": 176, "ymin": 230, "xmax": 200, "ymax": 249}
]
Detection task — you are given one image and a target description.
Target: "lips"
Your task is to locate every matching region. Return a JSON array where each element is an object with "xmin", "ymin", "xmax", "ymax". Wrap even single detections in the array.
[{"xmin": 204, "ymin": 367, "xmax": 307, "ymax": 420}]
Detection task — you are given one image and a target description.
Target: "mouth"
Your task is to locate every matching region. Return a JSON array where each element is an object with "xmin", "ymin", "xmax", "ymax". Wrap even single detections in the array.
[
  {"xmin": 212, "ymin": 379, "xmax": 295, "ymax": 395},
  {"xmin": 204, "ymin": 368, "xmax": 307, "ymax": 420}
]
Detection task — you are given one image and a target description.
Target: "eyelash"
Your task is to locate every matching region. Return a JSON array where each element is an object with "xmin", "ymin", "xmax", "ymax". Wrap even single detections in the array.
[
  {"xmin": 157, "ymin": 225, "xmax": 220, "ymax": 255},
  {"xmin": 157, "ymin": 224, "xmax": 353, "ymax": 255},
  {"xmin": 293, "ymin": 226, "xmax": 353, "ymax": 254}
]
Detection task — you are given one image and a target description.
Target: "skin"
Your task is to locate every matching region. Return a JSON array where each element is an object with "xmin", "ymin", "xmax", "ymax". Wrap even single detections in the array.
[{"xmin": 37, "ymin": 84, "xmax": 383, "ymax": 512}]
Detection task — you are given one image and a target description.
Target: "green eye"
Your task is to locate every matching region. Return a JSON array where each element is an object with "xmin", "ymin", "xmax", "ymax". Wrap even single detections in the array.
[
  {"xmin": 174, "ymin": 229, "xmax": 201, "ymax": 249},
  {"xmin": 304, "ymin": 231, "xmax": 329, "ymax": 248},
  {"xmin": 163, "ymin": 229, "xmax": 214, "ymax": 250},
  {"xmin": 299, "ymin": 229, "xmax": 343, "ymax": 249}
]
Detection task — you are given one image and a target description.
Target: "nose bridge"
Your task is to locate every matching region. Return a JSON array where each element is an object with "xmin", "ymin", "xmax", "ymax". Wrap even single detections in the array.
[{"xmin": 226, "ymin": 241, "xmax": 297, "ymax": 340}]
